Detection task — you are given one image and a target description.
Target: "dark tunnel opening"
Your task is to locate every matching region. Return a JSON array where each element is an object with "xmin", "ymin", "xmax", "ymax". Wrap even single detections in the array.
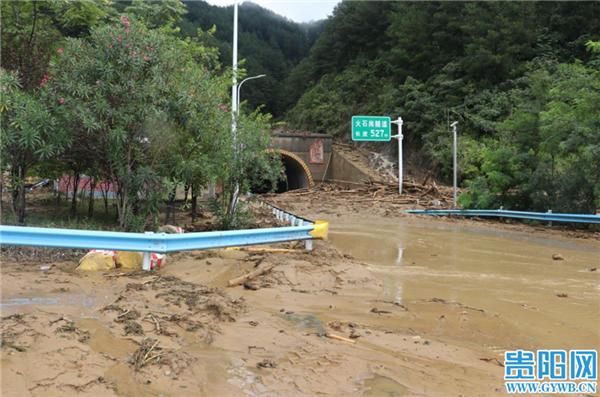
[{"xmin": 252, "ymin": 154, "xmax": 310, "ymax": 194}]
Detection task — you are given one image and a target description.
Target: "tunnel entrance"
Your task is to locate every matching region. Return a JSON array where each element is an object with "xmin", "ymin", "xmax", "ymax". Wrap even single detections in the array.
[
  {"xmin": 252, "ymin": 150, "xmax": 313, "ymax": 193},
  {"xmin": 277, "ymin": 154, "xmax": 310, "ymax": 192}
]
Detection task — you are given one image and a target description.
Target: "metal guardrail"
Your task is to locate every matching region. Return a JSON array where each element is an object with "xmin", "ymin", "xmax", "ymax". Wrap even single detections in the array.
[
  {"xmin": 0, "ymin": 224, "xmax": 319, "ymax": 253},
  {"xmin": 0, "ymin": 202, "xmax": 329, "ymax": 270},
  {"xmin": 405, "ymin": 209, "xmax": 600, "ymax": 224}
]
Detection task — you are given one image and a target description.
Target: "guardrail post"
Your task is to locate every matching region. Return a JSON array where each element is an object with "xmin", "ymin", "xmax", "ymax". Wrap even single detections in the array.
[
  {"xmin": 305, "ymin": 239, "xmax": 313, "ymax": 251},
  {"xmin": 548, "ymin": 209, "xmax": 552, "ymax": 227},
  {"xmin": 143, "ymin": 232, "xmax": 153, "ymax": 271}
]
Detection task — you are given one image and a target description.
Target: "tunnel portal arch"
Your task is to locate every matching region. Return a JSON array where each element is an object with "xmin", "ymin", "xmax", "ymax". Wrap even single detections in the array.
[{"xmin": 268, "ymin": 149, "xmax": 314, "ymax": 192}]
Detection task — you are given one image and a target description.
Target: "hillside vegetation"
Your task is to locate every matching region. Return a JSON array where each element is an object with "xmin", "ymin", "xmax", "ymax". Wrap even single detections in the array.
[
  {"xmin": 285, "ymin": 2, "xmax": 600, "ymax": 213},
  {"xmin": 179, "ymin": 1, "xmax": 323, "ymax": 116}
]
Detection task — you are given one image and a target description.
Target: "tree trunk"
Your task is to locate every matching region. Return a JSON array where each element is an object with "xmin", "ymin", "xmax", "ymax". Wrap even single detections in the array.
[
  {"xmin": 88, "ymin": 178, "xmax": 96, "ymax": 218},
  {"xmin": 11, "ymin": 170, "xmax": 18, "ymax": 214},
  {"xmin": 183, "ymin": 182, "xmax": 190, "ymax": 203},
  {"xmin": 191, "ymin": 184, "xmax": 198, "ymax": 222},
  {"xmin": 165, "ymin": 185, "xmax": 177, "ymax": 224},
  {"xmin": 70, "ymin": 172, "xmax": 80, "ymax": 217},
  {"xmin": 101, "ymin": 184, "xmax": 109, "ymax": 215},
  {"xmin": 13, "ymin": 165, "xmax": 27, "ymax": 225}
]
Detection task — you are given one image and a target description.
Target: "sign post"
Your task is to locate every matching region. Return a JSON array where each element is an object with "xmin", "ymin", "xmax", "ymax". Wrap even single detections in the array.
[
  {"xmin": 391, "ymin": 117, "xmax": 404, "ymax": 194},
  {"xmin": 351, "ymin": 115, "xmax": 404, "ymax": 194},
  {"xmin": 450, "ymin": 121, "xmax": 458, "ymax": 208}
]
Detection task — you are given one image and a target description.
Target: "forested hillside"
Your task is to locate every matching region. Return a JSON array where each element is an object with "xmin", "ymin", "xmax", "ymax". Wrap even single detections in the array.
[
  {"xmin": 179, "ymin": 1, "xmax": 323, "ymax": 116},
  {"xmin": 285, "ymin": 2, "xmax": 600, "ymax": 213}
]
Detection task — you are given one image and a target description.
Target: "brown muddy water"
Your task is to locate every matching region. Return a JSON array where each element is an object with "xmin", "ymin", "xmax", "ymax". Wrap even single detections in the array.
[
  {"xmin": 329, "ymin": 219, "xmax": 600, "ymax": 352},
  {"xmin": 2, "ymin": 217, "xmax": 599, "ymax": 396}
]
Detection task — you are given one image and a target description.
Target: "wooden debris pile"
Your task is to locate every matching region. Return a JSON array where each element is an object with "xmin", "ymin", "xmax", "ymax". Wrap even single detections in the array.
[{"xmin": 276, "ymin": 180, "xmax": 453, "ymax": 209}]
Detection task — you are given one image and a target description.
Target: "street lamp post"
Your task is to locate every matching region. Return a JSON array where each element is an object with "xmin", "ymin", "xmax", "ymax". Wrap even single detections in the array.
[
  {"xmin": 237, "ymin": 74, "xmax": 266, "ymax": 112},
  {"xmin": 228, "ymin": 0, "xmax": 239, "ymax": 216},
  {"xmin": 451, "ymin": 121, "xmax": 458, "ymax": 208}
]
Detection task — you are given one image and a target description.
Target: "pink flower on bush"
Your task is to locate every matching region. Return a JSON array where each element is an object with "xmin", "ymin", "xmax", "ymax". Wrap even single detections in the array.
[
  {"xmin": 96, "ymin": 80, "xmax": 101, "ymax": 85},
  {"xmin": 56, "ymin": 47, "xmax": 64, "ymax": 54},
  {"xmin": 117, "ymin": 35, "xmax": 122, "ymax": 43},
  {"xmin": 143, "ymin": 55, "xmax": 150, "ymax": 61},
  {"xmin": 218, "ymin": 104, "xmax": 229, "ymax": 112},
  {"xmin": 39, "ymin": 74, "xmax": 50, "ymax": 87},
  {"xmin": 58, "ymin": 98, "xmax": 65, "ymax": 105}
]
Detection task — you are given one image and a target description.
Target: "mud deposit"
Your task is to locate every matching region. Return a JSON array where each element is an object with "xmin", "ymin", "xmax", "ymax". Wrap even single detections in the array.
[{"xmin": 2, "ymin": 201, "xmax": 599, "ymax": 396}]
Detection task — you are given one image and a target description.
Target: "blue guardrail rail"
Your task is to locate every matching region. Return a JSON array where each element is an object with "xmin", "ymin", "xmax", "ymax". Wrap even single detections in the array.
[{"xmin": 405, "ymin": 209, "xmax": 600, "ymax": 224}]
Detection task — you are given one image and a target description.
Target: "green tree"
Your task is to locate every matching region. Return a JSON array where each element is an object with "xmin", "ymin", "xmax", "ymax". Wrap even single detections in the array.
[
  {"xmin": 0, "ymin": 69, "xmax": 66, "ymax": 224},
  {"xmin": 46, "ymin": 16, "xmax": 218, "ymax": 230}
]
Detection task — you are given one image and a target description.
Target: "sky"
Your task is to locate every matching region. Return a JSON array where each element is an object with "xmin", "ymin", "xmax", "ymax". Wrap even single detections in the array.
[{"xmin": 204, "ymin": 0, "xmax": 340, "ymax": 23}]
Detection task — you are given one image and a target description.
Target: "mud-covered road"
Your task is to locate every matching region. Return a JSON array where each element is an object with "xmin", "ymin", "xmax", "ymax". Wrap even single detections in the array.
[{"xmin": 1, "ymin": 194, "xmax": 599, "ymax": 396}]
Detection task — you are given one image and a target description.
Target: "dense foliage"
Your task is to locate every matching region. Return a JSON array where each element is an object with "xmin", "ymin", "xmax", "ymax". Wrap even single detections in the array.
[
  {"xmin": 285, "ymin": 1, "xmax": 600, "ymax": 213},
  {"xmin": 1, "ymin": 1, "xmax": 280, "ymax": 229}
]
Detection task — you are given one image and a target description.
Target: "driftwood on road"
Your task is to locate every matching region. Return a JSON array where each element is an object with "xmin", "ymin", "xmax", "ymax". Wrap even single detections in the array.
[{"xmin": 227, "ymin": 262, "xmax": 277, "ymax": 287}]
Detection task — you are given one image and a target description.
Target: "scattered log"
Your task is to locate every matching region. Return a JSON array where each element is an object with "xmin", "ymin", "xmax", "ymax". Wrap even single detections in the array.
[
  {"xmin": 227, "ymin": 262, "xmax": 276, "ymax": 287},
  {"xmin": 325, "ymin": 333, "xmax": 356, "ymax": 344},
  {"xmin": 226, "ymin": 247, "xmax": 299, "ymax": 253}
]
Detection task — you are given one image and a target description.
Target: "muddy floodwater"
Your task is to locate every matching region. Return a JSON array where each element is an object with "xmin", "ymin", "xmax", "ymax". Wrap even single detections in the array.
[
  {"xmin": 329, "ymin": 218, "xmax": 600, "ymax": 352},
  {"xmin": 2, "ymin": 211, "xmax": 599, "ymax": 396}
]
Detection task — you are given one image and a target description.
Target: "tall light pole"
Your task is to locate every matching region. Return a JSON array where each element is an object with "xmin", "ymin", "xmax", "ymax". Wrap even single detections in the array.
[
  {"xmin": 451, "ymin": 121, "xmax": 458, "ymax": 208},
  {"xmin": 231, "ymin": 1, "xmax": 238, "ymax": 121},
  {"xmin": 228, "ymin": 0, "xmax": 239, "ymax": 216},
  {"xmin": 237, "ymin": 74, "xmax": 266, "ymax": 112}
]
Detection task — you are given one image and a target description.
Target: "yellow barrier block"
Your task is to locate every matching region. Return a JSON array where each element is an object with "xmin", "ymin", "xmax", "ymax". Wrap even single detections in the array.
[
  {"xmin": 77, "ymin": 251, "xmax": 115, "ymax": 271},
  {"xmin": 309, "ymin": 220, "xmax": 329, "ymax": 240},
  {"xmin": 115, "ymin": 251, "xmax": 143, "ymax": 270}
]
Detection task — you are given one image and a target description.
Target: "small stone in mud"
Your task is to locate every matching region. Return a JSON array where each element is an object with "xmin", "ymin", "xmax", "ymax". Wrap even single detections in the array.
[
  {"xmin": 249, "ymin": 321, "xmax": 259, "ymax": 326},
  {"xmin": 328, "ymin": 320, "xmax": 342, "ymax": 331},
  {"xmin": 552, "ymin": 253, "xmax": 564, "ymax": 260},
  {"xmin": 556, "ymin": 293, "xmax": 568, "ymax": 298},
  {"xmin": 349, "ymin": 329, "xmax": 361, "ymax": 339},
  {"xmin": 280, "ymin": 308, "xmax": 285, "ymax": 312},
  {"xmin": 243, "ymin": 281, "xmax": 260, "ymax": 290},
  {"xmin": 257, "ymin": 359, "xmax": 277, "ymax": 369},
  {"xmin": 589, "ymin": 267, "xmax": 597, "ymax": 272},
  {"xmin": 285, "ymin": 311, "xmax": 294, "ymax": 315},
  {"xmin": 423, "ymin": 340, "xmax": 431, "ymax": 345}
]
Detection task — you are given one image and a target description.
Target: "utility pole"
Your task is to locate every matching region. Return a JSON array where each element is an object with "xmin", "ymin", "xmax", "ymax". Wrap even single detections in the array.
[
  {"xmin": 228, "ymin": 1, "xmax": 239, "ymax": 216},
  {"xmin": 451, "ymin": 121, "xmax": 458, "ymax": 208},
  {"xmin": 391, "ymin": 117, "xmax": 404, "ymax": 194}
]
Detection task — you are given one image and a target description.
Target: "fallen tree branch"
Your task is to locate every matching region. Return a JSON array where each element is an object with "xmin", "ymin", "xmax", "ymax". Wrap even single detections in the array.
[
  {"xmin": 227, "ymin": 262, "xmax": 277, "ymax": 287},
  {"xmin": 325, "ymin": 333, "xmax": 356, "ymax": 344}
]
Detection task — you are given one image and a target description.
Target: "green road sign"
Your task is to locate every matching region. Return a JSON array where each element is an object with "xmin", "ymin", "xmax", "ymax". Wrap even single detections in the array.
[{"xmin": 351, "ymin": 115, "xmax": 392, "ymax": 141}]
